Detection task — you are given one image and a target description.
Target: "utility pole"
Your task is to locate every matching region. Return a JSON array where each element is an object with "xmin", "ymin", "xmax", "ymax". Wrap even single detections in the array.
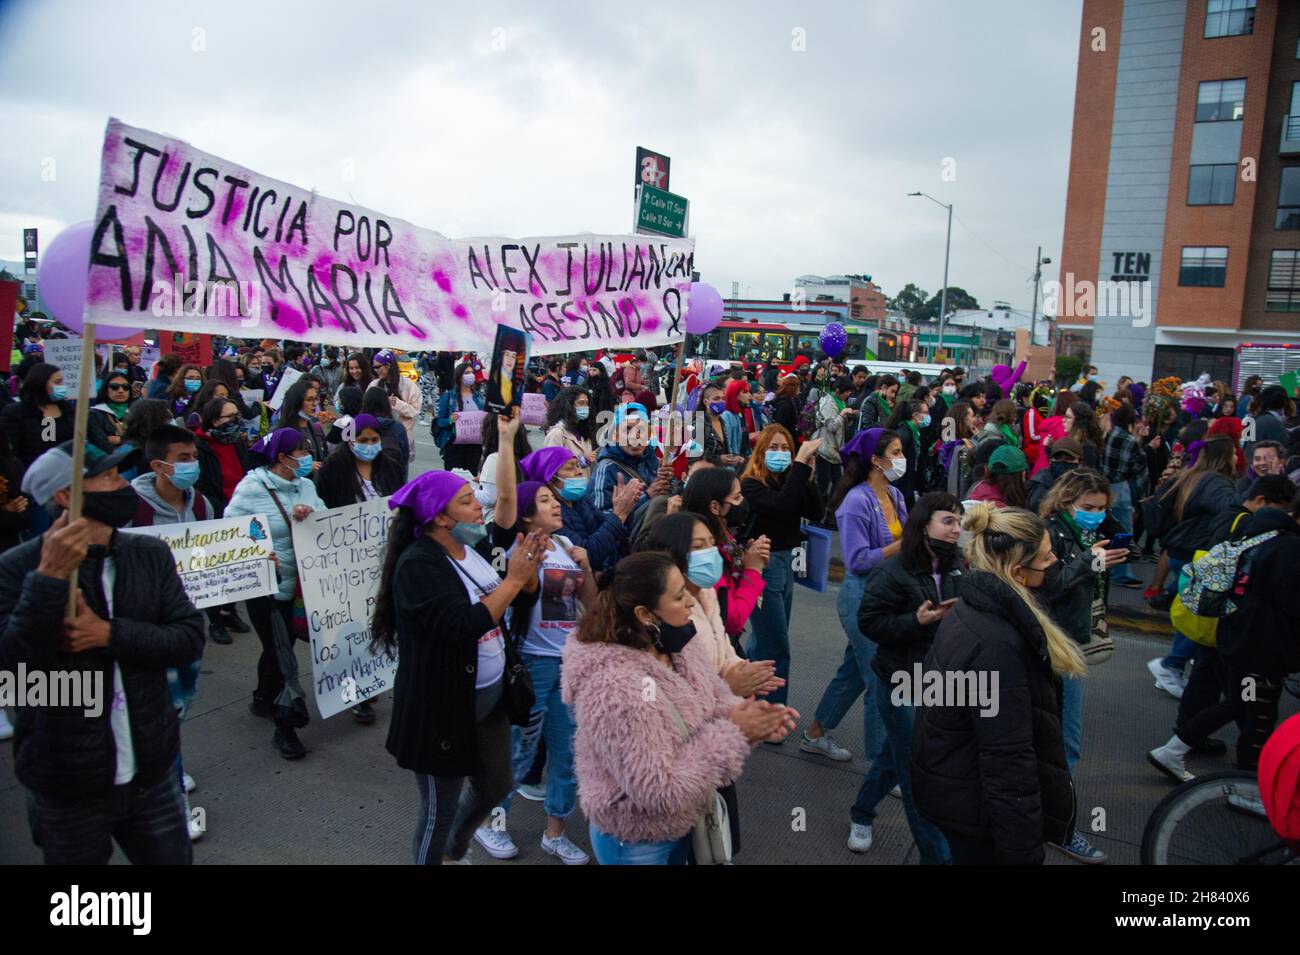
[
  {"xmin": 909, "ymin": 192, "xmax": 952, "ymax": 362},
  {"xmin": 1030, "ymin": 246, "xmax": 1051, "ymax": 346}
]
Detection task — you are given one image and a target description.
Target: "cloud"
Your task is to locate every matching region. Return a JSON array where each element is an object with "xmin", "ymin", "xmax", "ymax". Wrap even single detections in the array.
[{"xmin": 0, "ymin": 0, "xmax": 1081, "ymax": 310}]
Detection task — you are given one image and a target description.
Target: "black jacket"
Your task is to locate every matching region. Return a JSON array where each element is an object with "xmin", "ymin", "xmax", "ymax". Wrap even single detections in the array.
[
  {"xmin": 1161, "ymin": 472, "xmax": 1239, "ymax": 559},
  {"xmin": 741, "ymin": 461, "xmax": 823, "ymax": 552},
  {"xmin": 385, "ymin": 526, "xmax": 512, "ymax": 777},
  {"xmin": 770, "ymin": 396, "xmax": 798, "ymax": 438},
  {"xmin": 0, "ymin": 532, "xmax": 205, "ymax": 797},
  {"xmin": 1042, "ymin": 510, "xmax": 1122, "ymax": 645},
  {"xmin": 910, "ymin": 570, "xmax": 1073, "ymax": 863},
  {"xmin": 0, "ymin": 400, "xmax": 76, "ymax": 475},
  {"xmin": 1215, "ymin": 507, "xmax": 1300, "ymax": 678},
  {"xmin": 858, "ymin": 554, "xmax": 962, "ymax": 685},
  {"xmin": 315, "ymin": 445, "xmax": 405, "ymax": 509},
  {"xmin": 194, "ymin": 434, "xmax": 249, "ymax": 518},
  {"xmin": 1027, "ymin": 461, "xmax": 1073, "ymax": 514}
]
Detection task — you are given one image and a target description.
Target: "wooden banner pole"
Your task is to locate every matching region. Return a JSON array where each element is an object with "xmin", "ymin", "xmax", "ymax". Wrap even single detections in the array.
[{"xmin": 65, "ymin": 325, "xmax": 96, "ymax": 620}]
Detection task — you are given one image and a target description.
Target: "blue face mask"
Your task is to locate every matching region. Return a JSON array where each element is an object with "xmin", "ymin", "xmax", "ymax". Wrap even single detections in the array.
[
  {"xmin": 559, "ymin": 477, "xmax": 588, "ymax": 501},
  {"xmin": 708, "ymin": 401, "xmax": 726, "ymax": 415},
  {"xmin": 51, "ymin": 385, "xmax": 68, "ymax": 401},
  {"xmin": 166, "ymin": 460, "xmax": 201, "ymax": 491},
  {"xmin": 687, "ymin": 548, "xmax": 724, "ymax": 588},
  {"xmin": 351, "ymin": 442, "xmax": 382, "ymax": 462},
  {"xmin": 765, "ymin": 450, "xmax": 792, "ymax": 473},
  {"xmin": 184, "ymin": 379, "xmax": 202, "ymax": 394},
  {"xmin": 1072, "ymin": 507, "xmax": 1105, "ymax": 531},
  {"xmin": 451, "ymin": 521, "xmax": 488, "ymax": 545},
  {"xmin": 575, "ymin": 405, "xmax": 591, "ymax": 421},
  {"xmin": 918, "ymin": 414, "xmax": 932, "ymax": 428},
  {"xmin": 293, "ymin": 454, "xmax": 314, "ymax": 478}
]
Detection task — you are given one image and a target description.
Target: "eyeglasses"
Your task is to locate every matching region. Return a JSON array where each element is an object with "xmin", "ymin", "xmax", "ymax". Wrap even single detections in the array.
[{"xmin": 107, "ymin": 383, "xmax": 129, "ymax": 391}]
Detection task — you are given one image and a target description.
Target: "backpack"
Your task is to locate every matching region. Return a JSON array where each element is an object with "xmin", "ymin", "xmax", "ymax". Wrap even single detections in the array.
[{"xmin": 1172, "ymin": 528, "xmax": 1278, "ymax": 646}]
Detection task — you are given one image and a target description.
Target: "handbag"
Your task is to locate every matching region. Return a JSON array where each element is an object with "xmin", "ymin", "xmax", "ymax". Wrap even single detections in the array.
[{"xmin": 663, "ymin": 696, "xmax": 733, "ymax": 865}]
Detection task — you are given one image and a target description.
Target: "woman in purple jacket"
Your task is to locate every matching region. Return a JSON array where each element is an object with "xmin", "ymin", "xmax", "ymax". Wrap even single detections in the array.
[{"xmin": 800, "ymin": 429, "xmax": 907, "ymax": 784}]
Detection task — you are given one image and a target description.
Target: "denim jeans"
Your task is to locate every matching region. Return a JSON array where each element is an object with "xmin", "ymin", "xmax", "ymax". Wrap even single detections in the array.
[
  {"xmin": 810, "ymin": 572, "xmax": 885, "ymax": 761},
  {"xmin": 851, "ymin": 673, "xmax": 951, "ymax": 864},
  {"xmin": 1107, "ymin": 481, "xmax": 1138, "ymax": 582},
  {"xmin": 25, "ymin": 771, "xmax": 192, "ymax": 865},
  {"xmin": 589, "ymin": 824, "xmax": 690, "ymax": 865},
  {"xmin": 746, "ymin": 549, "xmax": 796, "ymax": 706},
  {"xmin": 1160, "ymin": 555, "xmax": 1195, "ymax": 673},
  {"xmin": 1061, "ymin": 675, "xmax": 1083, "ymax": 775},
  {"xmin": 499, "ymin": 653, "xmax": 576, "ymax": 820}
]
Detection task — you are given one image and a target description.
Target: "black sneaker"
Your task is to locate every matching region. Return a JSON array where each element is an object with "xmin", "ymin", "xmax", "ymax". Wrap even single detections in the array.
[
  {"xmin": 221, "ymin": 610, "xmax": 251, "ymax": 634},
  {"xmin": 249, "ymin": 697, "xmax": 274, "ymax": 719},
  {"xmin": 273, "ymin": 726, "xmax": 307, "ymax": 759},
  {"xmin": 1190, "ymin": 736, "xmax": 1227, "ymax": 756},
  {"xmin": 351, "ymin": 702, "xmax": 376, "ymax": 724},
  {"xmin": 1146, "ymin": 590, "xmax": 1174, "ymax": 612},
  {"xmin": 208, "ymin": 624, "xmax": 232, "ymax": 646}
]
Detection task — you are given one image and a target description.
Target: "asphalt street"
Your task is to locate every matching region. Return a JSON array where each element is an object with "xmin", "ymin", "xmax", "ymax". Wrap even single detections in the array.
[{"xmin": 2, "ymin": 417, "xmax": 1294, "ymax": 864}]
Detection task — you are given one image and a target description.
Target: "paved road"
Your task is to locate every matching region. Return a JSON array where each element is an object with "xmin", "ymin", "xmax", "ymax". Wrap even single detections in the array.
[{"xmin": 2, "ymin": 418, "xmax": 1294, "ymax": 864}]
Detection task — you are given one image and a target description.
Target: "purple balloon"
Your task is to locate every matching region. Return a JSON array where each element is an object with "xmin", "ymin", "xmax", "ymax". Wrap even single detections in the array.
[
  {"xmin": 819, "ymin": 322, "xmax": 847, "ymax": 358},
  {"xmin": 37, "ymin": 221, "xmax": 140, "ymax": 340},
  {"xmin": 685, "ymin": 282, "xmax": 724, "ymax": 336}
]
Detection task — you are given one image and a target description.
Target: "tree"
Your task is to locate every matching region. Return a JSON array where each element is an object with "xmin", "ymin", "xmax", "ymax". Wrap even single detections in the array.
[
  {"xmin": 888, "ymin": 282, "xmax": 929, "ymax": 321},
  {"xmin": 919, "ymin": 287, "xmax": 979, "ymax": 321},
  {"xmin": 1055, "ymin": 355, "xmax": 1083, "ymax": 388}
]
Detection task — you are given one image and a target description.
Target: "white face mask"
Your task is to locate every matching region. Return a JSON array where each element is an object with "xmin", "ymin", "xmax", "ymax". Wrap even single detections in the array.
[
  {"xmin": 881, "ymin": 457, "xmax": 907, "ymax": 481},
  {"xmin": 942, "ymin": 383, "xmax": 957, "ymax": 395},
  {"xmin": 462, "ymin": 373, "xmax": 475, "ymax": 386}
]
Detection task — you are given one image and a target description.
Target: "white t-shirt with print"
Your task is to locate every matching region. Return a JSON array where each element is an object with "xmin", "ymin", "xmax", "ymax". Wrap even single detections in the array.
[
  {"xmin": 451, "ymin": 547, "xmax": 506, "ymax": 689},
  {"xmin": 506, "ymin": 535, "xmax": 584, "ymax": 657}
]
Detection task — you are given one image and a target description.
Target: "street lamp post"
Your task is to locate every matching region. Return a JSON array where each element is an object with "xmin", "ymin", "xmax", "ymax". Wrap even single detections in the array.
[
  {"xmin": 908, "ymin": 192, "xmax": 952, "ymax": 364},
  {"xmin": 1030, "ymin": 247, "xmax": 1052, "ymax": 346}
]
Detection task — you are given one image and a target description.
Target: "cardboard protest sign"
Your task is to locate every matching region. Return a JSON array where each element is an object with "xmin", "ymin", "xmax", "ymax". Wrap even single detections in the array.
[
  {"xmin": 240, "ymin": 388, "xmax": 264, "ymax": 405},
  {"xmin": 86, "ymin": 119, "xmax": 694, "ymax": 357},
  {"xmin": 123, "ymin": 514, "xmax": 276, "ymax": 609},
  {"xmin": 265, "ymin": 366, "xmax": 303, "ymax": 411},
  {"xmin": 485, "ymin": 325, "xmax": 529, "ymax": 415},
  {"xmin": 291, "ymin": 498, "xmax": 397, "ymax": 718},
  {"xmin": 44, "ymin": 338, "xmax": 87, "ymax": 392}
]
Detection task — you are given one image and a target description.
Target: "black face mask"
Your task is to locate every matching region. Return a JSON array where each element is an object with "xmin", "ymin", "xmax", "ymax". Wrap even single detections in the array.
[
  {"xmin": 650, "ymin": 617, "xmax": 696, "ymax": 654},
  {"xmin": 1028, "ymin": 561, "xmax": 1062, "ymax": 593},
  {"xmin": 724, "ymin": 499, "xmax": 750, "ymax": 530},
  {"xmin": 1049, "ymin": 460, "xmax": 1075, "ymax": 479},
  {"xmin": 927, "ymin": 537, "xmax": 959, "ymax": 561},
  {"xmin": 82, "ymin": 485, "xmax": 141, "ymax": 529}
]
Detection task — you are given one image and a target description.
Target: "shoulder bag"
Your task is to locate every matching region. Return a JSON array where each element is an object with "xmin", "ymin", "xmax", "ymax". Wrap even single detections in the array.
[{"xmin": 662, "ymin": 694, "xmax": 733, "ymax": 865}]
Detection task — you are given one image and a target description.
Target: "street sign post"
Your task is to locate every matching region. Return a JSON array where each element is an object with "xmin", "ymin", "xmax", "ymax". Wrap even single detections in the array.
[{"xmin": 635, "ymin": 183, "xmax": 689, "ymax": 238}]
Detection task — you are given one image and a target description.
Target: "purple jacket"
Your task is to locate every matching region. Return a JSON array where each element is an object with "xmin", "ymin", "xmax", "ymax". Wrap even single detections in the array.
[{"xmin": 836, "ymin": 482, "xmax": 909, "ymax": 577}]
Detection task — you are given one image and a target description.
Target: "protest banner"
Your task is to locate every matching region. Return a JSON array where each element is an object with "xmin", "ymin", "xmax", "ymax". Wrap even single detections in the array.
[
  {"xmin": 160, "ymin": 331, "xmax": 212, "ymax": 367},
  {"xmin": 291, "ymin": 497, "xmax": 396, "ymax": 718},
  {"xmin": 123, "ymin": 513, "xmax": 276, "ymax": 609},
  {"xmin": 84, "ymin": 119, "xmax": 694, "ymax": 357}
]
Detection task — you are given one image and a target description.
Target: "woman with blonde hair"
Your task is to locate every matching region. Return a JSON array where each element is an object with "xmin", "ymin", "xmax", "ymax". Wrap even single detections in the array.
[{"xmin": 911, "ymin": 503, "xmax": 1083, "ymax": 864}]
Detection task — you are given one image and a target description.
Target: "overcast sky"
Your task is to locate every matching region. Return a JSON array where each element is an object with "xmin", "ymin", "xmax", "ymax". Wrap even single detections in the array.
[{"xmin": 0, "ymin": 0, "xmax": 1083, "ymax": 314}]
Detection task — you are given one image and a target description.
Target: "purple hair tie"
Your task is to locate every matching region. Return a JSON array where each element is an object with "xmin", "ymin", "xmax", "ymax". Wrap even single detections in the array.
[{"xmin": 1185, "ymin": 439, "xmax": 1206, "ymax": 466}]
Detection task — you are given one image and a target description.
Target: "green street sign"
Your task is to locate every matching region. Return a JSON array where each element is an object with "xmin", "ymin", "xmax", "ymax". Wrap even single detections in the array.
[{"xmin": 635, "ymin": 184, "xmax": 689, "ymax": 238}]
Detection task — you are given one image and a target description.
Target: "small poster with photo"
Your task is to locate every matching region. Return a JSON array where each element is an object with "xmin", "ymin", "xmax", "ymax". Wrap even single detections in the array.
[
  {"xmin": 485, "ymin": 325, "xmax": 530, "ymax": 415},
  {"xmin": 541, "ymin": 567, "xmax": 583, "ymax": 624}
]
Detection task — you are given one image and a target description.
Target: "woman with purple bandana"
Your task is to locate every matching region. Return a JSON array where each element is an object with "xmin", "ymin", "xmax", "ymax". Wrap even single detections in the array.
[
  {"xmin": 372, "ymin": 439, "xmax": 549, "ymax": 864},
  {"xmin": 800, "ymin": 428, "xmax": 906, "ymax": 796},
  {"xmin": 368, "ymin": 349, "xmax": 421, "ymax": 463}
]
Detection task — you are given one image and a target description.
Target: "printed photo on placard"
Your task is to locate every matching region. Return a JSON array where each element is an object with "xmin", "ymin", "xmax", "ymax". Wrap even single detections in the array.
[
  {"xmin": 541, "ymin": 567, "xmax": 583, "ymax": 623},
  {"xmin": 485, "ymin": 325, "xmax": 529, "ymax": 415}
]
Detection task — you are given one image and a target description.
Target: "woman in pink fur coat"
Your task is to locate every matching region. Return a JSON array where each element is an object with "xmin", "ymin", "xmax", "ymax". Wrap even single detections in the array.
[{"xmin": 562, "ymin": 551, "xmax": 798, "ymax": 864}]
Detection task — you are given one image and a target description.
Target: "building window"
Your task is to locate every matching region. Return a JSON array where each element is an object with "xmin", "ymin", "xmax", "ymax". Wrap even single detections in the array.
[
  {"xmin": 1266, "ymin": 250, "xmax": 1300, "ymax": 310},
  {"xmin": 1188, "ymin": 163, "xmax": 1237, "ymax": 205},
  {"xmin": 1204, "ymin": 0, "xmax": 1255, "ymax": 38},
  {"xmin": 1179, "ymin": 247, "xmax": 1228, "ymax": 287},
  {"xmin": 1278, "ymin": 168, "xmax": 1300, "ymax": 228},
  {"xmin": 1195, "ymin": 79, "xmax": 1246, "ymax": 122}
]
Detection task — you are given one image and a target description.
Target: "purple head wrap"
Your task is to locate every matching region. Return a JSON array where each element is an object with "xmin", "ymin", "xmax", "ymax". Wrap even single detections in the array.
[
  {"xmin": 389, "ymin": 470, "xmax": 468, "ymax": 528},
  {"xmin": 251, "ymin": 427, "xmax": 307, "ymax": 465},
  {"xmin": 517, "ymin": 480, "xmax": 546, "ymax": 518},
  {"xmin": 372, "ymin": 349, "xmax": 395, "ymax": 366},
  {"xmin": 1185, "ymin": 439, "xmax": 1206, "ymax": 467},
  {"xmin": 351, "ymin": 413, "xmax": 381, "ymax": 435},
  {"xmin": 840, "ymin": 427, "xmax": 887, "ymax": 463},
  {"xmin": 1128, "ymin": 382, "xmax": 1146, "ymax": 406},
  {"xmin": 520, "ymin": 446, "xmax": 575, "ymax": 484}
]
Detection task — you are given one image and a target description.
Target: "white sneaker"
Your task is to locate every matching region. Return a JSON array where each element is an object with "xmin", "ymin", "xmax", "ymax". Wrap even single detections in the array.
[
  {"xmin": 848, "ymin": 823, "xmax": 873, "ymax": 853},
  {"xmin": 516, "ymin": 782, "xmax": 546, "ymax": 802},
  {"xmin": 188, "ymin": 814, "xmax": 205, "ymax": 841},
  {"xmin": 0, "ymin": 709, "xmax": 13, "ymax": 741},
  {"xmin": 1147, "ymin": 658, "xmax": 1185, "ymax": 700},
  {"xmin": 541, "ymin": 832, "xmax": 590, "ymax": 865},
  {"xmin": 182, "ymin": 772, "xmax": 196, "ymax": 794},
  {"xmin": 889, "ymin": 785, "xmax": 902, "ymax": 799},
  {"xmin": 1147, "ymin": 745, "xmax": 1195, "ymax": 783},
  {"xmin": 474, "ymin": 826, "xmax": 519, "ymax": 859},
  {"xmin": 799, "ymin": 732, "xmax": 852, "ymax": 762}
]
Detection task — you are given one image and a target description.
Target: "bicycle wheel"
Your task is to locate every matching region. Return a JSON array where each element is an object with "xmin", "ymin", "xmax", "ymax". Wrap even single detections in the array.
[{"xmin": 1142, "ymin": 771, "xmax": 1289, "ymax": 865}]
